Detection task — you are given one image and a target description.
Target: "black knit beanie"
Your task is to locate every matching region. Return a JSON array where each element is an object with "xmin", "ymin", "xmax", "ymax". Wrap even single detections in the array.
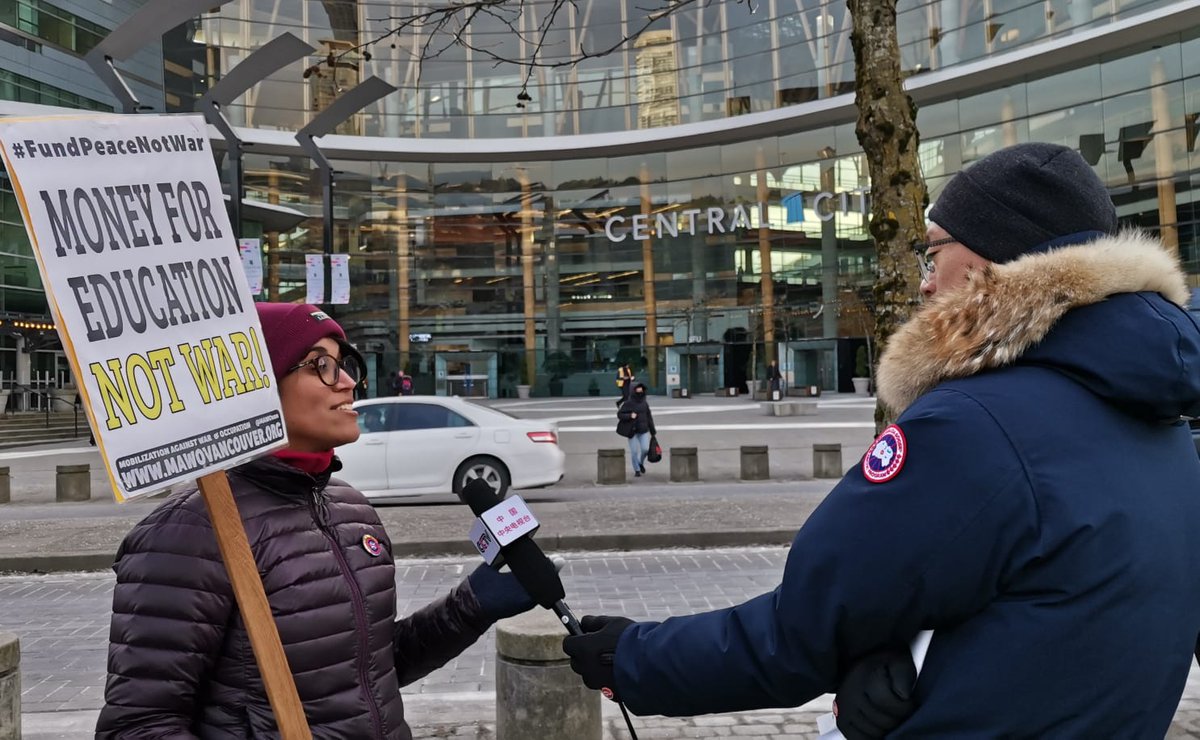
[{"xmin": 928, "ymin": 143, "xmax": 1117, "ymax": 264}]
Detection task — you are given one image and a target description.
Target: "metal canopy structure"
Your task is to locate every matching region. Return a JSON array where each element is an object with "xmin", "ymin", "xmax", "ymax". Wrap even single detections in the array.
[
  {"xmin": 84, "ymin": 0, "xmax": 235, "ymax": 113},
  {"xmin": 296, "ymin": 76, "xmax": 398, "ymax": 262},
  {"xmin": 198, "ymin": 32, "xmax": 316, "ymax": 236}
]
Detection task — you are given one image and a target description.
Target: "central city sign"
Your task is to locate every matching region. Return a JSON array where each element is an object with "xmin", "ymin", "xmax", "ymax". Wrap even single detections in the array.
[{"xmin": 602, "ymin": 189, "xmax": 870, "ymax": 243}]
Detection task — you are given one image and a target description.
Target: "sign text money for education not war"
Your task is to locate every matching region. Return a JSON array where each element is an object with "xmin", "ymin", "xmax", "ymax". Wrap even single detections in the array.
[{"xmin": 0, "ymin": 114, "xmax": 286, "ymax": 501}]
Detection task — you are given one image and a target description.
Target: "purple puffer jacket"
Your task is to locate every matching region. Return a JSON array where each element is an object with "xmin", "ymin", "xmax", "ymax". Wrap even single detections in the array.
[{"xmin": 96, "ymin": 456, "xmax": 490, "ymax": 739}]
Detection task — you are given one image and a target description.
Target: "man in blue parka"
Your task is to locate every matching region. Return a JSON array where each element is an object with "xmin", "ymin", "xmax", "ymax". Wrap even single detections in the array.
[{"xmin": 563, "ymin": 142, "xmax": 1200, "ymax": 737}]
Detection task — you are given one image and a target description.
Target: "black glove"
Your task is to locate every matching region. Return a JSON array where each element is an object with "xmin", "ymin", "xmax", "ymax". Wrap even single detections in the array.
[
  {"xmin": 835, "ymin": 647, "xmax": 918, "ymax": 740},
  {"xmin": 562, "ymin": 615, "xmax": 635, "ymax": 701}
]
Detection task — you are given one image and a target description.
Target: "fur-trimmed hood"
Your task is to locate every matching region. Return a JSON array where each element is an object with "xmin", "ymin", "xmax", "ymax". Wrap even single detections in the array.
[{"xmin": 877, "ymin": 231, "xmax": 1200, "ymax": 418}]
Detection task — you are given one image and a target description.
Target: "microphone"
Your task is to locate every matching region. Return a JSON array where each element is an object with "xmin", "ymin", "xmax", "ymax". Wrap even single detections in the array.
[{"xmin": 461, "ymin": 479, "xmax": 582, "ymax": 635}]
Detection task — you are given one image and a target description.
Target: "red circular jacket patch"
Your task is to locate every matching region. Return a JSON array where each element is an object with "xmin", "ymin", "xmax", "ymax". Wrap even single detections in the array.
[
  {"xmin": 362, "ymin": 534, "xmax": 383, "ymax": 557},
  {"xmin": 862, "ymin": 424, "xmax": 906, "ymax": 483}
]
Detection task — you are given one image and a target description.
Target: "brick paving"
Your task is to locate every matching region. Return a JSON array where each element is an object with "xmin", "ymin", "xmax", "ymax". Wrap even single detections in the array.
[{"xmin": 4, "ymin": 547, "xmax": 1200, "ymax": 738}]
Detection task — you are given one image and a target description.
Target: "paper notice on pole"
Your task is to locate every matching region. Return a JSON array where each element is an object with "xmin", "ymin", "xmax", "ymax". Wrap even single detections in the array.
[
  {"xmin": 238, "ymin": 238, "xmax": 263, "ymax": 294},
  {"xmin": 330, "ymin": 253, "xmax": 350, "ymax": 304},
  {"xmin": 305, "ymin": 253, "xmax": 324, "ymax": 304},
  {"xmin": 0, "ymin": 113, "xmax": 287, "ymax": 501}
]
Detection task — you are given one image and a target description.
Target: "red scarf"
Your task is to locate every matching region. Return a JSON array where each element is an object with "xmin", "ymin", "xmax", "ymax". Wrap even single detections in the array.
[{"xmin": 272, "ymin": 449, "xmax": 334, "ymax": 475}]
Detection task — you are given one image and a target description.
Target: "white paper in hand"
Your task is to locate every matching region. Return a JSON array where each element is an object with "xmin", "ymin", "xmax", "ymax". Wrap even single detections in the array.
[{"xmin": 815, "ymin": 630, "xmax": 934, "ymax": 739}]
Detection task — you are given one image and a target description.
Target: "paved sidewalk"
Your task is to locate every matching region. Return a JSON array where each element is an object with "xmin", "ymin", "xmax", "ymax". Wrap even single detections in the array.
[
  {"xmin": 7, "ymin": 550, "xmax": 1200, "ymax": 739},
  {"xmin": 0, "ymin": 477, "xmax": 837, "ymax": 573}
]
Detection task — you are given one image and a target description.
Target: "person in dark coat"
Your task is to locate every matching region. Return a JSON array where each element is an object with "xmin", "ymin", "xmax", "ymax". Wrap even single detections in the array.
[
  {"xmin": 96, "ymin": 303, "xmax": 539, "ymax": 739},
  {"xmin": 616, "ymin": 382, "xmax": 655, "ymax": 477},
  {"xmin": 766, "ymin": 360, "xmax": 783, "ymax": 394},
  {"xmin": 562, "ymin": 143, "xmax": 1200, "ymax": 738}
]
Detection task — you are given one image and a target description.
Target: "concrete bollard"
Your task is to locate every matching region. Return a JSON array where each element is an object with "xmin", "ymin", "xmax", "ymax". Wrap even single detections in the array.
[
  {"xmin": 669, "ymin": 447, "xmax": 699, "ymax": 482},
  {"xmin": 56, "ymin": 464, "xmax": 91, "ymax": 502},
  {"xmin": 0, "ymin": 631, "xmax": 19, "ymax": 740},
  {"xmin": 740, "ymin": 445, "xmax": 769, "ymax": 480},
  {"xmin": 813, "ymin": 443, "xmax": 844, "ymax": 479},
  {"xmin": 496, "ymin": 610, "xmax": 601, "ymax": 740},
  {"xmin": 597, "ymin": 449, "xmax": 626, "ymax": 485},
  {"xmin": 764, "ymin": 401, "xmax": 816, "ymax": 417},
  {"xmin": 0, "ymin": 467, "xmax": 8, "ymax": 504}
]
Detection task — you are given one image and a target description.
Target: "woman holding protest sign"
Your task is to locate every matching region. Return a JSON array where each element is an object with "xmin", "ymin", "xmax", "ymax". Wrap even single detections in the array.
[{"xmin": 96, "ymin": 302, "xmax": 540, "ymax": 739}]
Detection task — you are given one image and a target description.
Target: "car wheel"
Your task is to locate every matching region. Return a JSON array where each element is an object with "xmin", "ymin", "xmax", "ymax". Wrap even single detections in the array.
[{"xmin": 454, "ymin": 456, "xmax": 511, "ymax": 499}]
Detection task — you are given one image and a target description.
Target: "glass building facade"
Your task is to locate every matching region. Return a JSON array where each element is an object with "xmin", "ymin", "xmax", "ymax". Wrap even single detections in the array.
[{"xmin": 2, "ymin": 0, "xmax": 1199, "ymax": 398}]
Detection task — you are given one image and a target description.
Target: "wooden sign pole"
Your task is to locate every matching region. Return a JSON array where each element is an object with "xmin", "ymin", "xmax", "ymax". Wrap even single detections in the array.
[{"xmin": 199, "ymin": 471, "xmax": 312, "ymax": 739}]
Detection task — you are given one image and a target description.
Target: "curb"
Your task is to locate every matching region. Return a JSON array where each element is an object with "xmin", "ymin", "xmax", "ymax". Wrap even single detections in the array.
[
  {"xmin": 0, "ymin": 552, "xmax": 117, "ymax": 574},
  {"xmin": 0, "ymin": 529, "xmax": 799, "ymax": 575}
]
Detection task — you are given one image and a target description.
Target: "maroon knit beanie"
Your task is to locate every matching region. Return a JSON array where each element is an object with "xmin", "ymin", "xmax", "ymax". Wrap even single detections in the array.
[{"xmin": 254, "ymin": 303, "xmax": 347, "ymax": 381}]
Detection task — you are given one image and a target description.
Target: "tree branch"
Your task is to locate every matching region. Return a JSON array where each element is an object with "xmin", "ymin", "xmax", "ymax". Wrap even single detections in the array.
[{"xmin": 304, "ymin": 0, "xmax": 759, "ymax": 106}]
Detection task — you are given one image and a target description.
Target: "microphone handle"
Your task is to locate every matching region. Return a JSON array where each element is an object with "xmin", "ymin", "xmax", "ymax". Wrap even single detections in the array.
[{"xmin": 553, "ymin": 599, "xmax": 582, "ymax": 636}]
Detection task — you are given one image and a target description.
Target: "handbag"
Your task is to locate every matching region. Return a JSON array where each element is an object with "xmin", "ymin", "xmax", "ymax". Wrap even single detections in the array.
[{"xmin": 646, "ymin": 435, "xmax": 662, "ymax": 463}]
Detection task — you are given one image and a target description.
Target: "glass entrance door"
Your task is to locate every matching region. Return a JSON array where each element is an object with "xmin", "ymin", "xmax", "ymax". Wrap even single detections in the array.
[
  {"xmin": 794, "ymin": 347, "xmax": 836, "ymax": 391},
  {"xmin": 444, "ymin": 360, "xmax": 490, "ymax": 397},
  {"xmin": 685, "ymin": 353, "xmax": 721, "ymax": 394}
]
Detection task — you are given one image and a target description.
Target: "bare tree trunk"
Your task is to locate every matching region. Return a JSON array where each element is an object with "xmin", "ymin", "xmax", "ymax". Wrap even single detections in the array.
[{"xmin": 848, "ymin": 0, "xmax": 928, "ymax": 431}]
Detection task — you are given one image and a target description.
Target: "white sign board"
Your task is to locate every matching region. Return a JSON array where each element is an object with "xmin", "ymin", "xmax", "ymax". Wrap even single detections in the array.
[
  {"xmin": 329, "ymin": 253, "xmax": 350, "ymax": 304},
  {"xmin": 305, "ymin": 254, "xmax": 324, "ymax": 304},
  {"xmin": 478, "ymin": 495, "xmax": 540, "ymax": 547},
  {"xmin": 0, "ymin": 114, "xmax": 287, "ymax": 501},
  {"xmin": 237, "ymin": 237, "xmax": 263, "ymax": 294}
]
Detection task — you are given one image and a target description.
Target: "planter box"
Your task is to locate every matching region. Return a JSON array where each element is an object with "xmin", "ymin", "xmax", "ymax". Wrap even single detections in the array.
[{"xmin": 787, "ymin": 386, "xmax": 822, "ymax": 397}]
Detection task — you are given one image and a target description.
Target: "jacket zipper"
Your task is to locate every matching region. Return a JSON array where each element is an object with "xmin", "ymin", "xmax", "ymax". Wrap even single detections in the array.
[{"xmin": 309, "ymin": 486, "xmax": 386, "ymax": 738}]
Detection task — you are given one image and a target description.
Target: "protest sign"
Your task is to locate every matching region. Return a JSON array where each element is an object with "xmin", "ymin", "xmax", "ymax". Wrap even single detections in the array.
[
  {"xmin": 0, "ymin": 113, "xmax": 287, "ymax": 500},
  {"xmin": 0, "ymin": 113, "xmax": 311, "ymax": 737}
]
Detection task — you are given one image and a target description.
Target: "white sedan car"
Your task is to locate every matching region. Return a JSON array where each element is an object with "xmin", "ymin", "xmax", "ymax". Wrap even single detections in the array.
[{"xmin": 335, "ymin": 396, "xmax": 564, "ymax": 502}]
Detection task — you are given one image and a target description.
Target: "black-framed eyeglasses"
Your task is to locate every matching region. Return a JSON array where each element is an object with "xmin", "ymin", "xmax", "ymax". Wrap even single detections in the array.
[
  {"xmin": 912, "ymin": 236, "xmax": 958, "ymax": 282},
  {"xmin": 286, "ymin": 353, "xmax": 363, "ymax": 387}
]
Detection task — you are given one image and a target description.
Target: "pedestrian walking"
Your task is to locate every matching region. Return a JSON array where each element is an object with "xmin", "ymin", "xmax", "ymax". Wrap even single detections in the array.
[
  {"xmin": 562, "ymin": 142, "xmax": 1200, "ymax": 738},
  {"xmin": 766, "ymin": 360, "xmax": 783, "ymax": 395},
  {"xmin": 616, "ymin": 362, "xmax": 634, "ymax": 407},
  {"xmin": 616, "ymin": 382, "xmax": 656, "ymax": 477},
  {"xmin": 96, "ymin": 302, "xmax": 541, "ymax": 738}
]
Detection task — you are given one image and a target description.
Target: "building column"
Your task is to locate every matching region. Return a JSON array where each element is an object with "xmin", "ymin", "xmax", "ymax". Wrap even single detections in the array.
[
  {"xmin": 820, "ymin": 158, "xmax": 839, "ymax": 340},
  {"xmin": 14, "ymin": 336, "xmax": 29, "ymax": 411},
  {"xmin": 1152, "ymin": 58, "xmax": 1179, "ymax": 254},
  {"xmin": 266, "ymin": 169, "xmax": 281, "ymax": 300},
  {"xmin": 520, "ymin": 174, "xmax": 538, "ymax": 387},
  {"xmin": 393, "ymin": 179, "xmax": 412, "ymax": 371},
  {"xmin": 544, "ymin": 238, "xmax": 561, "ymax": 355},
  {"xmin": 1001, "ymin": 95, "xmax": 1019, "ymax": 147},
  {"xmin": 756, "ymin": 149, "xmax": 776, "ymax": 363},
  {"xmin": 640, "ymin": 164, "xmax": 659, "ymax": 384},
  {"xmin": 690, "ymin": 235, "xmax": 708, "ymax": 341}
]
